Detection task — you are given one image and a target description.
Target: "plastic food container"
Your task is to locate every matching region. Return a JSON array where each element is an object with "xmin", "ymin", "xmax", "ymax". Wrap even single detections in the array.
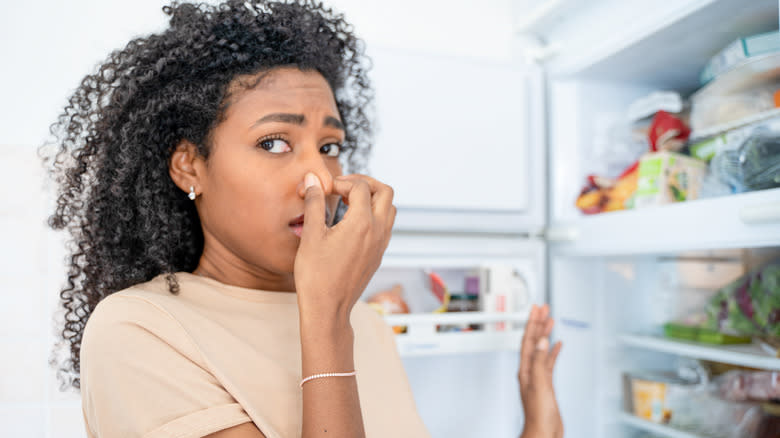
[
  {"xmin": 626, "ymin": 371, "xmax": 700, "ymax": 424},
  {"xmin": 663, "ymin": 322, "xmax": 752, "ymax": 344}
]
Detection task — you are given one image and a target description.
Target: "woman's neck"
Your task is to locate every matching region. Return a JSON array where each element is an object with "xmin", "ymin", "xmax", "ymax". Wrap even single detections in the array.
[{"xmin": 194, "ymin": 245, "xmax": 296, "ymax": 293}]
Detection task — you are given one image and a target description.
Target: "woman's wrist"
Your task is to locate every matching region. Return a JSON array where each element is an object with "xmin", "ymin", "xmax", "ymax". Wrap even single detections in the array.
[
  {"xmin": 297, "ymin": 289, "xmax": 355, "ymax": 324},
  {"xmin": 299, "ymin": 314, "xmax": 355, "ymax": 375}
]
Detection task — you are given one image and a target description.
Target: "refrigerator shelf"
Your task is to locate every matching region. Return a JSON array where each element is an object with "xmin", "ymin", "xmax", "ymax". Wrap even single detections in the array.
[
  {"xmin": 689, "ymin": 107, "xmax": 780, "ymax": 141},
  {"xmin": 617, "ymin": 412, "xmax": 719, "ymax": 438},
  {"xmin": 550, "ymin": 187, "xmax": 780, "ymax": 256},
  {"xmin": 384, "ymin": 312, "xmax": 526, "ymax": 357},
  {"xmin": 619, "ymin": 334, "xmax": 780, "ymax": 370}
]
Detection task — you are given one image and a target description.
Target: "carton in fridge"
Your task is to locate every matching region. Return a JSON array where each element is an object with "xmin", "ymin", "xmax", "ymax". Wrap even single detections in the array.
[
  {"xmin": 478, "ymin": 265, "xmax": 529, "ymax": 331},
  {"xmin": 634, "ymin": 151, "xmax": 706, "ymax": 208}
]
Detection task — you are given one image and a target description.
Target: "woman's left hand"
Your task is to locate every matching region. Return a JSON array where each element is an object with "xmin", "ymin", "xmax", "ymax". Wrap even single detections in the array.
[{"xmin": 518, "ymin": 304, "xmax": 563, "ymax": 438}]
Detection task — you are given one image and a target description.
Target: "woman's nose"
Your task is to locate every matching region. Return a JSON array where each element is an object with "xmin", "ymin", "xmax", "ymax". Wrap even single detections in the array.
[{"xmin": 296, "ymin": 150, "xmax": 335, "ymax": 197}]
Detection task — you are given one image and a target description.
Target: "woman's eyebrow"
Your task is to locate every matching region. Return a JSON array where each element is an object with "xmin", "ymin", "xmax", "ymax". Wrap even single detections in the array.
[
  {"xmin": 252, "ymin": 113, "xmax": 344, "ymax": 131},
  {"xmin": 324, "ymin": 116, "xmax": 344, "ymax": 131},
  {"xmin": 253, "ymin": 113, "xmax": 305, "ymax": 127}
]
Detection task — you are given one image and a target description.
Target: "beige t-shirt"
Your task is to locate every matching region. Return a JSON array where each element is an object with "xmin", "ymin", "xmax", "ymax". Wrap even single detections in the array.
[{"xmin": 80, "ymin": 272, "xmax": 430, "ymax": 438}]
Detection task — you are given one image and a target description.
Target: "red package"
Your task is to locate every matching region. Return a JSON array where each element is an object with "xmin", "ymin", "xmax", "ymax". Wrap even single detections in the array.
[{"xmin": 649, "ymin": 111, "xmax": 691, "ymax": 152}]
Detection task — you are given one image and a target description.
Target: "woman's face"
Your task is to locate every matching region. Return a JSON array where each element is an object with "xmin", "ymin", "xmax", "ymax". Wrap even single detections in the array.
[{"xmin": 190, "ymin": 68, "xmax": 344, "ymax": 290}]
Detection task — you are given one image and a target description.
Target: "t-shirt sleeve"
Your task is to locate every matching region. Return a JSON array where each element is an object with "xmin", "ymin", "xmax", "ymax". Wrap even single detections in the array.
[{"xmin": 80, "ymin": 294, "xmax": 252, "ymax": 438}]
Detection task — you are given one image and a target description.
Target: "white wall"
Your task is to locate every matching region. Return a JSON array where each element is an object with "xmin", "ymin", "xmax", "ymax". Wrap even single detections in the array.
[
  {"xmin": 0, "ymin": 1, "xmax": 517, "ymax": 437},
  {"xmin": 0, "ymin": 0, "xmax": 515, "ymax": 148}
]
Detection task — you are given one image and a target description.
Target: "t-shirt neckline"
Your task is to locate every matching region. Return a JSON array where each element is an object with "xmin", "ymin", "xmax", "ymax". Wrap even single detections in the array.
[{"xmin": 175, "ymin": 272, "xmax": 299, "ymax": 304}]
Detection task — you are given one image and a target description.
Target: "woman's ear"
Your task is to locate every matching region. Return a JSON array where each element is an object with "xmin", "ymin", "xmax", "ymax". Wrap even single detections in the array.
[{"xmin": 169, "ymin": 140, "xmax": 206, "ymax": 198}]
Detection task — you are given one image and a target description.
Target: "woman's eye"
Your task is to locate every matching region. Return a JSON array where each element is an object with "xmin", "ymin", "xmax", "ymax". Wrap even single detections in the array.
[
  {"xmin": 321, "ymin": 143, "xmax": 341, "ymax": 157},
  {"xmin": 258, "ymin": 138, "xmax": 291, "ymax": 154}
]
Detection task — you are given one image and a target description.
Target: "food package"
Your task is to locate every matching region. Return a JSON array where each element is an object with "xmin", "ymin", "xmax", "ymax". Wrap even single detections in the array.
[
  {"xmin": 625, "ymin": 371, "xmax": 701, "ymax": 425},
  {"xmin": 366, "ymin": 284, "xmax": 410, "ymax": 334},
  {"xmin": 690, "ymin": 85, "xmax": 779, "ymax": 133},
  {"xmin": 705, "ymin": 259, "xmax": 780, "ymax": 346},
  {"xmin": 627, "ymin": 91, "xmax": 684, "ymax": 123},
  {"xmin": 427, "ymin": 270, "xmax": 450, "ymax": 314},
  {"xmin": 575, "ymin": 162, "xmax": 639, "ymax": 214},
  {"xmin": 634, "ymin": 151, "xmax": 706, "ymax": 207},
  {"xmin": 648, "ymin": 111, "xmax": 691, "ymax": 152},
  {"xmin": 717, "ymin": 370, "xmax": 780, "ymax": 402},
  {"xmin": 700, "ymin": 31, "xmax": 780, "ymax": 85},
  {"xmin": 624, "ymin": 368, "xmax": 765, "ymax": 436},
  {"xmin": 479, "ymin": 265, "xmax": 529, "ymax": 331}
]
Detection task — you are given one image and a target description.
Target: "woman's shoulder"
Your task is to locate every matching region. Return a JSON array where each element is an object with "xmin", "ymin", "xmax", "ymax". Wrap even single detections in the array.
[
  {"xmin": 91, "ymin": 273, "xmax": 186, "ymax": 318},
  {"xmin": 81, "ymin": 274, "xmax": 205, "ymax": 375},
  {"xmin": 83, "ymin": 274, "xmax": 191, "ymax": 347}
]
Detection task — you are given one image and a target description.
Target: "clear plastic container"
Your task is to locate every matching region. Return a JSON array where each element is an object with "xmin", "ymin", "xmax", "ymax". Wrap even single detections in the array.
[
  {"xmin": 690, "ymin": 84, "xmax": 778, "ymax": 132},
  {"xmin": 710, "ymin": 127, "xmax": 780, "ymax": 193}
]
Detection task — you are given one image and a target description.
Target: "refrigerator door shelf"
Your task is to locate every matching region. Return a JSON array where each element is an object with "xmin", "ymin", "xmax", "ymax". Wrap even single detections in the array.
[
  {"xmin": 619, "ymin": 334, "xmax": 780, "ymax": 371},
  {"xmin": 617, "ymin": 412, "xmax": 711, "ymax": 438},
  {"xmin": 385, "ymin": 312, "xmax": 526, "ymax": 357},
  {"xmin": 550, "ymin": 187, "xmax": 780, "ymax": 256}
]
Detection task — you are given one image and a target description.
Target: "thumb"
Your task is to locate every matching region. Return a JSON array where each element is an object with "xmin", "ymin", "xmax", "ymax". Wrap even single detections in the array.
[{"xmin": 302, "ymin": 173, "xmax": 326, "ymax": 239}]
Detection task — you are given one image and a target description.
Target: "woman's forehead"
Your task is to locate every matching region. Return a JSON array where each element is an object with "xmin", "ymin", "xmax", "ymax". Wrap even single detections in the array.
[{"xmin": 223, "ymin": 68, "xmax": 339, "ymax": 117}]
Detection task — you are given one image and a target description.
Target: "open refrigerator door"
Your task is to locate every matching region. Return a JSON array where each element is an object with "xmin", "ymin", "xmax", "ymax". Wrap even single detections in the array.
[
  {"xmin": 359, "ymin": 29, "xmax": 550, "ymax": 437},
  {"xmin": 534, "ymin": 0, "xmax": 780, "ymax": 437}
]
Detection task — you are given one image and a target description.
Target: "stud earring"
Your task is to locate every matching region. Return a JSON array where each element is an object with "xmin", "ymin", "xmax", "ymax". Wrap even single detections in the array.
[{"xmin": 188, "ymin": 186, "xmax": 197, "ymax": 201}]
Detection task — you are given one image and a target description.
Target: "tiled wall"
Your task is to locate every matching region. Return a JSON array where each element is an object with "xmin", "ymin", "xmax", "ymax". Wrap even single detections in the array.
[{"xmin": 1, "ymin": 143, "xmax": 84, "ymax": 437}]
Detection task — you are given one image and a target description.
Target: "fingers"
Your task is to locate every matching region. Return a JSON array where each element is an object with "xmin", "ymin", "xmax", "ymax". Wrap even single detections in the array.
[
  {"xmin": 531, "ymin": 335, "xmax": 550, "ymax": 380},
  {"xmin": 336, "ymin": 174, "xmax": 395, "ymax": 215},
  {"xmin": 548, "ymin": 341, "xmax": 563, "ymax": 371},
  {"xmin": 332, "ymin": 178, "xmax": 372, "ymax": 221},
  {"xmin": 528, "ymin": 304, "xmax": 548, "ymax": 345},
  {"xmin": 333, "ymin": 174, "xmax": 396, "ymax": 232},
  {"xmin": 519, "ymin": 305, "xmax": 537, "ymax": 385},
  {"xmin": 302, "ymin": 173, "xmax": 326, "ymax": 239},
  {"xmin": 542, "ymin": 317, "xmax": 554, "ymax": 338},
  {"xmin": 519, "ymin": 304, "xmax": 561, "ymax": 385}
]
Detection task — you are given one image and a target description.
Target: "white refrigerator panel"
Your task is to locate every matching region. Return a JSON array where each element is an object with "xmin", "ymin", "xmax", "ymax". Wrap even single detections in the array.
[{"xmin": 367, "ymin": 48, "xmax": 546, "ymax": 233}]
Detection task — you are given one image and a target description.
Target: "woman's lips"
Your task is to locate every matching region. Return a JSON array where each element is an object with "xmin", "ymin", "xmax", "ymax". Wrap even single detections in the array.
[
  {"xmin": 289, "ymin": 214, "xmax": 304, "ymax": 238},
  {"xmin": 289, "ymin": 208, "xmax": 332, "ymax": 238}
]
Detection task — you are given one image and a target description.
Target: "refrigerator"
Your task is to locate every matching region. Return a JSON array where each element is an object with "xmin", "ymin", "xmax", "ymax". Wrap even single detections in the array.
[{"xmin": 358, "ymin": 1, "xmax": 780, "ymax": 437}]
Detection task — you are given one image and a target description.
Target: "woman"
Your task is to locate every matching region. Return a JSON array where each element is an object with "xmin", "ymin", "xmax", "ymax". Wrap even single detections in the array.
[{"xmin": 45, "ymin": 1, "xmax": 563, "ymax": 437}]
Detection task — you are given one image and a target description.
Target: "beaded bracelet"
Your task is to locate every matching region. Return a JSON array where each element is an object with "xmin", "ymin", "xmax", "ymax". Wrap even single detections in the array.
[{"xmin": 300, "ymin": 371, "xmax": 357, "ymax": 388}]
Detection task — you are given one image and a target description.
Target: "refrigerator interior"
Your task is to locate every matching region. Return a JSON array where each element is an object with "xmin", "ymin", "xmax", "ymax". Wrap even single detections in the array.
[
  {"xmin": 543, "ymin": 1, "xmax": 780, "ymax": 437},
  {"xmin": 553, "ymin": 248, "xmax": 780, "ymax": 438}
]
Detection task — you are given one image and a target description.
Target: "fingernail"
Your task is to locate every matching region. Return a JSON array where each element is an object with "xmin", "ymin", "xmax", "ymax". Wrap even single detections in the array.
[
  {"xmin": 536, "ymin": 338, "xmax": 549, "ymax": 351},
  {"xmin": 305, "ymin": 173, "xmax": 320, "ymax": 189}
]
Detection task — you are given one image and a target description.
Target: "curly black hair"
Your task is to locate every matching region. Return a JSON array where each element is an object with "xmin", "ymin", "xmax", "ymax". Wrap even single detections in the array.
[{"xmin": 42, "ymin": 0, "xmax": 373, "ymax": 391}]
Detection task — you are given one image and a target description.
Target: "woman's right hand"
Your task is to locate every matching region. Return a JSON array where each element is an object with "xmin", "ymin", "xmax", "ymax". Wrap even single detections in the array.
[{"xmin": 293, "ymin": 172, "xmax": 396, "ymax": 325}]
